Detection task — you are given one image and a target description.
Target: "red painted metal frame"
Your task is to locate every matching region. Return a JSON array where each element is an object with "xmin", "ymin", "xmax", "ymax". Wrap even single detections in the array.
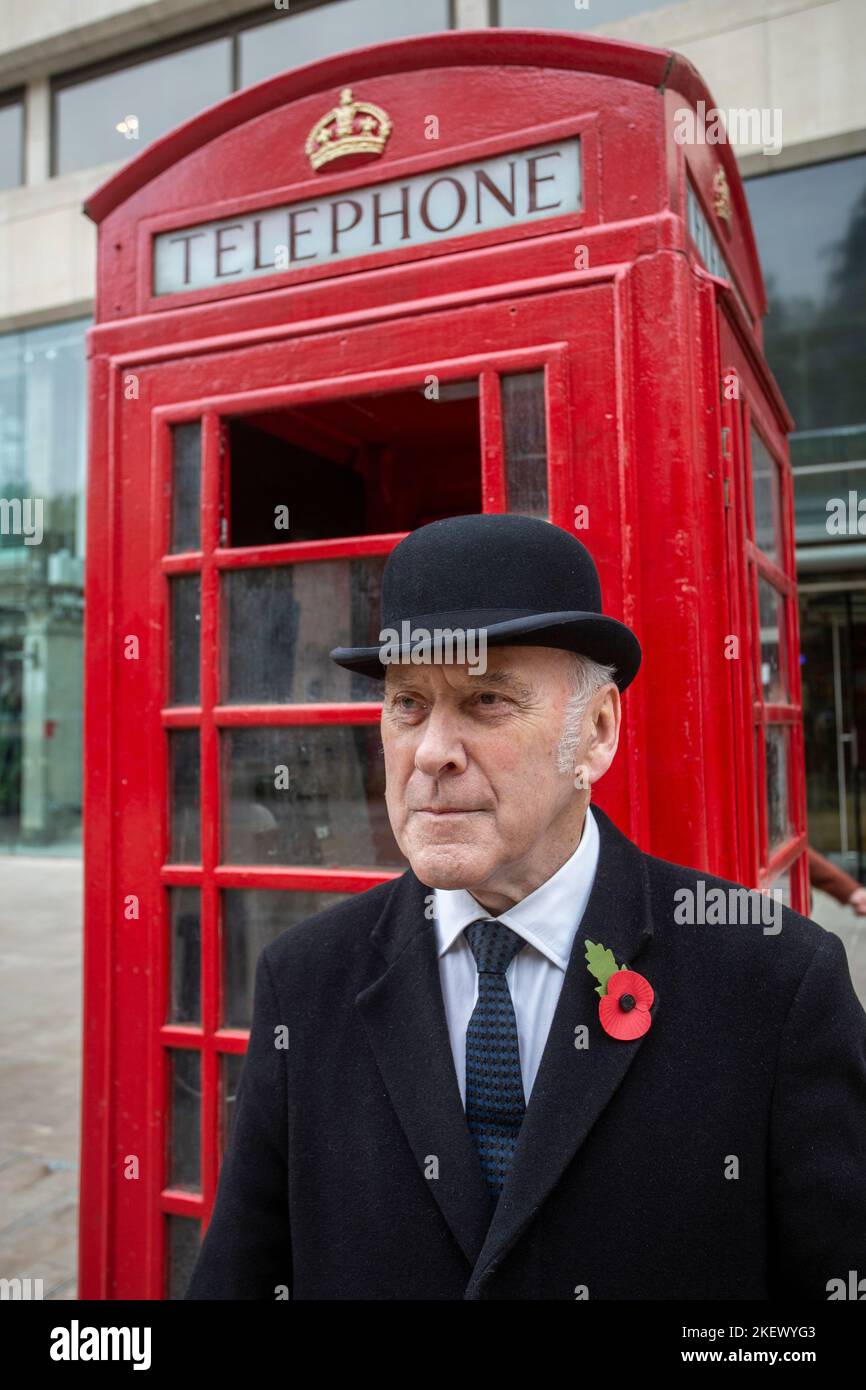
[
  {"xmin": 79, "ymin": 28, "xmax": 802, "ymax": 1299},
  {"xmin": 717, "ymin": 302, "xmax": 806, "ymax": 906}
]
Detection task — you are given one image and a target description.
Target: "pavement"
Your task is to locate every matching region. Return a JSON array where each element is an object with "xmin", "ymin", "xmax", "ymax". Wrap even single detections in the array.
[
  {"xmin": 0, "ymin": 861, "xmax": 863, "ymax": 1303},
  {"xmin": 0, "ymin": 856, "xmax": 81, "ymax": 1300},
  {"xmin": 811, "ymin": 887, "xmax": 866, "ymax": 1003}
]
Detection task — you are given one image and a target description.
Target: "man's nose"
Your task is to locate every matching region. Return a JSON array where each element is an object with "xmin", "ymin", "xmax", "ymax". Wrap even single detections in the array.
[{"xmin": 413, "ymin": 703, "xmax": 468, "ymax": 776}]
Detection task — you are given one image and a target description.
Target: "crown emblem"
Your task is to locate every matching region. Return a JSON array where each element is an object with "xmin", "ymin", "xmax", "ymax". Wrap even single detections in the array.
[
  {"xmin": 305, "ymin": 87, "xmax": 392, "ymax": 172},
  {"xmin": 712, "ymin": 167, "xmax": 732, "ymax": 228}
]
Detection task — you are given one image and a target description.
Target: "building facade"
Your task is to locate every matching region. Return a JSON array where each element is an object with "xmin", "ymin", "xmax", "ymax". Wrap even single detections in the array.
[{"xmin": 0, "ymin": 0, "xmax": 863, "ymax": 870}]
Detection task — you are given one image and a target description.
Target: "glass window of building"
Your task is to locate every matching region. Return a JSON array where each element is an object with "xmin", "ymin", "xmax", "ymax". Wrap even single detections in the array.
[
  {"xmin": 0, "ymin": 93, "xmax": 24, "ymax": 190},
  {"xmin": 0, "ymin": 318, "xmax": 89, "ymax": 852},
  {"xmin": 240, "ymin": 0, "xmax": 452, "ymax": 87},
  {"xmin": 51, "ymin": 1, "xmax": 455, "ymax": 178},
  {"xmin": 498, "ymin": 0, "xmax": 673, "ymax": 30},
  {"xmin": 747, "ymin": 156, "xmax": 866, "ymax": 873},
  {"xmin": 53, "ymin": 38, "xmax": 233, "ymax": 175},
  {"xmin": 745, "ymin": 156, "xmax": 866, "ymax": 486}
]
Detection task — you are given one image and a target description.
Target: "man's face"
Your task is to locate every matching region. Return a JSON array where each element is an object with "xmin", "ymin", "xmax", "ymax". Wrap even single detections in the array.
[{"xmin": 380, "ymin": 645, "xmax": 619, "ymax": 907}]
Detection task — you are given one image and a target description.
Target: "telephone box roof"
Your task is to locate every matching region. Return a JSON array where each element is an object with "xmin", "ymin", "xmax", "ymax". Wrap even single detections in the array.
[{"xmin": 83, "ymin": 26, "xmax": 746, "ymax": 234}]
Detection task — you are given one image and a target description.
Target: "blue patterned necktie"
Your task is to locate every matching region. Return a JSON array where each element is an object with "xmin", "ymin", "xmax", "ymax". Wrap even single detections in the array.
[{"xmin": 464, "ymin": 918, "xmax": 527, "ymax": 1203}]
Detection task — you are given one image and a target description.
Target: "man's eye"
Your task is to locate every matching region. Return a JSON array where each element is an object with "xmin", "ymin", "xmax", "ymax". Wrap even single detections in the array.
[{"xmin": 475, "ymin": 691, "xmax": 507, "ymax": 707}]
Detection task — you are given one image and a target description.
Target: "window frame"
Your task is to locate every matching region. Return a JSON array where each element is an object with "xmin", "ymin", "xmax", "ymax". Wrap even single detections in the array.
[
  {"xmin": 0, "ymin": 87, "xmax": 26, "ymax": 190},
  {"xmin": 741, "ymin": 398, "xmax": 806, "ymax": 894},
  {"xmin": 150, "ymin": 334, "xmax": 572, "ymax": 1293}
]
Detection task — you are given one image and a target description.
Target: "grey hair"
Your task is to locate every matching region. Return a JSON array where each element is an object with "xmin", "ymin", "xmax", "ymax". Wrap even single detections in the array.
[{"xmin": 554, "ymin": 652, "xmax": 618, "ymax": 775}]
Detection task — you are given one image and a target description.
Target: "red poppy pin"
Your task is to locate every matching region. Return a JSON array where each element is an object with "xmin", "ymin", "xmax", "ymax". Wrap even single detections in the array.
[{"xmin": 584, "ymin": 939, "xmax": 654, "ymax": 1041}]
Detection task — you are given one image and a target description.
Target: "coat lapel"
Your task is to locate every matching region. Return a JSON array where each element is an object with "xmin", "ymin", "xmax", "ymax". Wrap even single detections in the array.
[
  {"xmin": 355, "ymin": 870, "xmax": 494, "ymax": 1268},
  {"xmin": 464, "ymin": 803, "xmax": 658, "ymax": 1298}
]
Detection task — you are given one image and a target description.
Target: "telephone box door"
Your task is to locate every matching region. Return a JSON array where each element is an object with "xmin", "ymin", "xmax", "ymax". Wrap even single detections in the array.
[
  {"xmin": 718, "ymin": 309, "xmax": 808, "ymax": 909},
  {"xmin": 82, "ymin": 280, "xmax": 640, "ymax": 1298}
]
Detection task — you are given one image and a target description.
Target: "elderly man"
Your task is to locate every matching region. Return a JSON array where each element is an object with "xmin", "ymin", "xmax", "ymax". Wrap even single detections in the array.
[{"xmin": 186, "ymin": 513, "xmax": 866, "ymax": 1301}]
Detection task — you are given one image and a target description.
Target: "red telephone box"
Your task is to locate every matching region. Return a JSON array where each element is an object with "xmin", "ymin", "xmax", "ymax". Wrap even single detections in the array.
[{"xmin": 79, "ymin": 28, "xmax": 805, "ymax": 1298}]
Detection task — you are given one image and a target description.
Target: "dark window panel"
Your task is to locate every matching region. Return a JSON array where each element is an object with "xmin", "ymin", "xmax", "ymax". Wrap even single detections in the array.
[
  {"xmin": 239, "ymin": 0, "xmax": 451, "ymax": 87},
  {"xmin": 0, "ymin": 99, "xmax": 23, "ymax": 190},
  {"xmin": 165, "ymin": 1214, "xmax": 200, "ymax": 1299},
  {"xmin": 221, "ymin": 724, "xmax": 406, "ymax": 869},
  {"xmin": 745, "ymin": 156, "xmax": 866, "ymax": 442},
  {"xmin": 765, "ymin": 724, "xmax": 792, "ymax": 857},
  {"xmin": 168, "ymin": 887, "xmax": 201, "ymax": 1025},
  {"xmin": 168, "ymin": 728, "xmax": 200, "ymax": 863},
  {"xmin": 54, "ymin": 38, "xmax": 232, "ymax": 175},
  {"xmin": 222, "ymin": 559, "xmax": 386, "ymax": 705},
  {"xmin": 750, "ymin": 427, "xmax": 782, "ymax": 567},
  {"xmin": 501, "ymin": 370, "xmax": 549, "ymax": 518},
  {"xmin": 757, "ymin": 574, "xmax": 788, "ymax": 704},
  {"xmin": 167, "ymin": 1048, "xmax": 201, "ymax": 1192},
  {"xmin": 170, "ymin": 422, "xmax": 201, "ymax": 554},
  {"xmin": 169, "ymin": 575, "xmax": 201, "ymax": 707},
  {"xmin": 499, "ymin": 0, "xmax": 672, "ymax": 28},
  {"xmin": 222, "ymin": 888, "xmax": 350, "ymax": 1028},
  {"xmin": 220, "ymin": 1051, "xmax": 246, "ymax": 1158}
]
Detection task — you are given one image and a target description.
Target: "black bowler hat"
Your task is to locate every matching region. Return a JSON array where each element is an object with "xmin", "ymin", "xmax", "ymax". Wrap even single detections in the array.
[{"xmin": 329, "ymin": 512, "xmax": 642, "ymax": 692}]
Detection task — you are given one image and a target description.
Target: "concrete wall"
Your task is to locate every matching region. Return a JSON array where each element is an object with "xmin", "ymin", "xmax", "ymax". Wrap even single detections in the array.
[
  {"xmin": 601, "ymin": 0, "xmax": 866, "ymax": 175},
  {"xmin": 0, "ymin": 0, "xmax": 861, "ymax": 330}
]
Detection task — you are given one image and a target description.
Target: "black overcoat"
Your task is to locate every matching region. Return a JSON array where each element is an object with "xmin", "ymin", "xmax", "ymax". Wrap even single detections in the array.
[{"xmin": 185, "ymin": 804, "xmax": 866, "ymax": 1300}]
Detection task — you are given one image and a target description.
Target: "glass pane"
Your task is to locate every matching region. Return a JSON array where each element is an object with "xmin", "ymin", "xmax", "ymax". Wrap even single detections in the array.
[
  {"xmin": 221, "ymin": 726, "xmax": 406, "ymax": 868},
  {"xmin": 222, "ymin": 559, "xmax": 387, "ymax": 704},
  {"xmin": 502, "ymin": 371, "xmax": 548, "ymax": 518},
  {"xmin": 799, "ymin": 588, "xmax": 866, "ymax": 872},
  {"xmin": 168, "ymin": 888, "xmax": 200, "ymax": 1024},
  {"xmin": 754, "ymin": 724, "xmax": 762, "ymax": 861},
  {"xmin": 222, "ymin": 889, "xmax": 351, "ymax": 1027},
  {"xmin": 55, "ymin": 38, "xmax": 232, "ymax": 175},
  {"xmin": 745, "ymin": 156, "xmax": 866, "ymax": 439},
  {"xmin": 500, "ymin": 0, "xmax": 672, "ymax": 28},
  {"xmin": 751, "ymin": 427, "xmax": 782, "ymax": 566},
  {"xmin": 168, "ymin": 1048, "xmax": 200, "ymax": 1191},
  {"xmin": 757, "ymin": 575, "xmax": 788, "ymax": 703},
  {"xmin": 0, "ymin": 100, "xmax": 23, "ymax": 190},
  {"xmin": 168, "ymin": 729, "xmax": 200, "ymax": 862},
  {"xmin": 170, "ymin": 422, "xmax": 201, "ymax": 553},
  {"xmin": 686, "ymin": 179, "xmax": 750, "ymax": 323},
  {"xmin": 170, "ymin": 575, "xmax": 201, "ymax": 706},
  {"xmin": 765, "ymin": 724, "xmax": 792, "ymax": 857},
  {"xmin": 0, "ymin": 318, "xmax": 88, "ymax": 853},
  {"xmin": 221, "ymin": 1052, "xmax": 246, "ymax": 1158},
  {"xmin": 791, "ymin": 449, "xmax": 866, "ymax": 543},
  {"xmin": 226, "ymin": 385, "xmax": 481, "ymax": 546},
  {"xmin": 765, "ymin": 864, "xmax": 792, "ymax": 909},
  {"xmin": 239, "ymin": 0, "xmax": 450, "ymax": 87},
  {"xmin": 165, "ymin": 1214, "xmax": 200, "ymax": 1299}
]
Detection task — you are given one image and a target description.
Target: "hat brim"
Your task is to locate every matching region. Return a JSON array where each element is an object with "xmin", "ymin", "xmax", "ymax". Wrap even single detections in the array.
[{"xmin": 330, "ymin": 612, "xmax": 641, "ymax": 692}]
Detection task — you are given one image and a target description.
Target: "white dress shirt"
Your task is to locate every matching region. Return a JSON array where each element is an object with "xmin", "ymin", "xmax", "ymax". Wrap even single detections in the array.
[{"xmin": 432, "ymin": 803, "xmax": 600, "ymax": 1107}]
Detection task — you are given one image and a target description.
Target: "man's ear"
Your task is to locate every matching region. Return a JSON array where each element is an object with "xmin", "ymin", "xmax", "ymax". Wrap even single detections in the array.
[{"xmin": 583, "ymin": 685, "xmax": 621, "ymax": 781}]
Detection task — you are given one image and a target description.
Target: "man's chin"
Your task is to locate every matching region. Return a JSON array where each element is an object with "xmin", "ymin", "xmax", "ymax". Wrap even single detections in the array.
[{"xmin": 403, "ymin": 842, "xmax": 495, "ymax": 891}]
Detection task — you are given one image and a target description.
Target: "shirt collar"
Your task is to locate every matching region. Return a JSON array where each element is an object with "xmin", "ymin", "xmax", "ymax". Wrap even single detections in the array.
[{"xmin": 431, "ymin": 803, "xmax": 600, "ymax": 970}]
